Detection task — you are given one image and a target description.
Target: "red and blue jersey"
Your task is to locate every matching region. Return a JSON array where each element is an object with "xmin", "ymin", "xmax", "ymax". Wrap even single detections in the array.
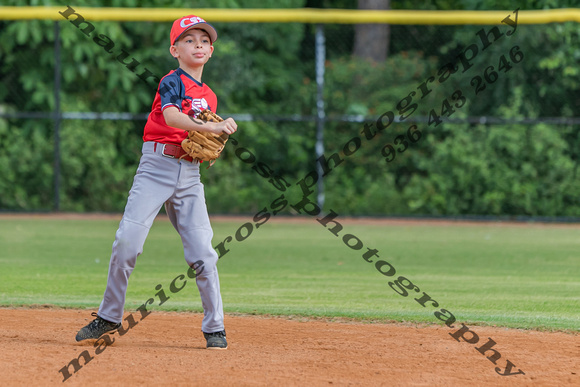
[{"xmin": 143, "ymin": 68, "xmax": 218, "ymax": 145}]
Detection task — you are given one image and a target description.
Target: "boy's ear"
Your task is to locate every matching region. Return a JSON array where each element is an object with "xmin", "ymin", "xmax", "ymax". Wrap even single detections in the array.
[
  {"xmin": 170, "ymin": 45, "xmax": 179, "ymax": 59},
  {"xmin": 209, "ymin": 45, "xmax": 214, "ymax": 58}
]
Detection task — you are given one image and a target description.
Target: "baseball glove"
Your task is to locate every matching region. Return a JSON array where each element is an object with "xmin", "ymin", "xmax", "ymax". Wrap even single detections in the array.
[{"xmin": 181, "ymin": 109, "xmax": 229, "ymax": 166}]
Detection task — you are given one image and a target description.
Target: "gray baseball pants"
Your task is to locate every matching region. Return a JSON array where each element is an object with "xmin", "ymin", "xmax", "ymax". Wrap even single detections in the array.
[{"xmin": 98, "ymin": 141, "xmax": 224, "ymax": 333}]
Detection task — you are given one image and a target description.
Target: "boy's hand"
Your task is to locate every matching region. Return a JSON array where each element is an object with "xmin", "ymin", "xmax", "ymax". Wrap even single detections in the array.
[{"xmin": 214, "ymin": 118, "xmax": 237, "ymax": 135}]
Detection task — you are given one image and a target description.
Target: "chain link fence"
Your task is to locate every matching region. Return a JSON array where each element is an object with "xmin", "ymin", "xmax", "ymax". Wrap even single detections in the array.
[{"xmin": 1, "ymin": 8, "xmax": 579, "ymax": 217}]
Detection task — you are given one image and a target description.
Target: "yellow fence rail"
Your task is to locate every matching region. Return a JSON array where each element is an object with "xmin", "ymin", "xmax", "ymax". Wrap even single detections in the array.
[{"xmin": 0, "ymin": 6, "xmax": 579, "ymax": 24}]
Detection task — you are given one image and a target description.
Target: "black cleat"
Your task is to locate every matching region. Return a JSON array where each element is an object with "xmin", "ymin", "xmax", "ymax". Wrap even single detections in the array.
[
  {"xmin": 203, "ymin": 330, "xmax": 227, "ymax": 349},
  {"xmin": 75, "ymin": 312, "xmax": 121, "ymax": 342}
]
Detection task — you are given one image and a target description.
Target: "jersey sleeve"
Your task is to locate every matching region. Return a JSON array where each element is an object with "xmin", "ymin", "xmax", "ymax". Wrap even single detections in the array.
[{"xmin": 158, "ymin": 74, "xmax": 183, "ymax": 112}]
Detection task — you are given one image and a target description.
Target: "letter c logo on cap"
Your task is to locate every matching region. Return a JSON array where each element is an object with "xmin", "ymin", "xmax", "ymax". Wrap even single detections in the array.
[{"xmin": 180, "ymin": 16, "xmax": 205, "ymax": 28}]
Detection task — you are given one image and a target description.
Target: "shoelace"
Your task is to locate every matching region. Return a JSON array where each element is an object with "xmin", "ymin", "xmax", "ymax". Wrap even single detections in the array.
[
  {"xmin": 208, "ymin": 331, "xmax": 226, "ymax": 338},
  {"xmin": 88, "ymin": 312, "xmax": 113, "ymax": 329}
]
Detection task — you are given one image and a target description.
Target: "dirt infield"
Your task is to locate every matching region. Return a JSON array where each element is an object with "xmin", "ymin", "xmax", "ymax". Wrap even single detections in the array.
[{"xmin": 1, "ymin": 307, "xmax": 578, "ymax": 387}]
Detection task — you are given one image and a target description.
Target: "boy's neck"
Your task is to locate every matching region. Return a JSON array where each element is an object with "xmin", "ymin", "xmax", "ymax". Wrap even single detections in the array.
[{"xmin": 179, "ymin": 65, "xmax": 203, "ymax": 83}]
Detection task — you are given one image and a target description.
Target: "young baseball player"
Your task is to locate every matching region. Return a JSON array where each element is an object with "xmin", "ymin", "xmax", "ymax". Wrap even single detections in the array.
[{"xmin": 75, "ymin": 15, "xmax": 237, "ymax": 349}]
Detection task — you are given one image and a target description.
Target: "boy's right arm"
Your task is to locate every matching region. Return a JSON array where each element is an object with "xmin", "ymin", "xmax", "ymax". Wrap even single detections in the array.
[{"xmin": 163, "ymin": 106, "xmax": 237, "ymax": 135}]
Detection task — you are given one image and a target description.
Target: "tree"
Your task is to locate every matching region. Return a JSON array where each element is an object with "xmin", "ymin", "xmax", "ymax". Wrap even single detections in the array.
[{"xmin": 353, "ymin": 0, "xmax": 390, "ymax": 62}]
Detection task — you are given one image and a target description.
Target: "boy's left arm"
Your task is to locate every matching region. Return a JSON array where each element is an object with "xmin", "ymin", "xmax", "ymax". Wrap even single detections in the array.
[{"xmin": 163, "ymin": 106, "xmax": 237, "ymax": 135}]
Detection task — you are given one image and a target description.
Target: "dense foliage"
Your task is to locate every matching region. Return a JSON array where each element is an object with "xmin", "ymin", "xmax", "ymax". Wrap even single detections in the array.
[{"xmin": 0, "ymin": 0, "xmax": 578, "ymax": 216}]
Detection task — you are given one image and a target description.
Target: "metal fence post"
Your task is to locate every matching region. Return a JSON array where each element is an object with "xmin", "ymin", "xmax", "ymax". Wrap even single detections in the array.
[
  {"xmin": 315, "ymin": 23, "xmax": 326, "ymax": 211},
  {"xmin": 53, "ymin": 21, "xmax": 61, "ymax": 211}
]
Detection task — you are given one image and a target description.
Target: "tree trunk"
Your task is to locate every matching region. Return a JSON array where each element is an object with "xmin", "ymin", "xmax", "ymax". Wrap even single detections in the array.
[{"xmin": 353, "ymin": 0, "xmax": 390, "ymax": 62}]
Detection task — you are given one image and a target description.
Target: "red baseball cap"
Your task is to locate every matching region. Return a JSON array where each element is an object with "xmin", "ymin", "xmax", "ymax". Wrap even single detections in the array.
[{"xmin": 170, "ymin": 15, "xmax": 218, "ymax": 45}]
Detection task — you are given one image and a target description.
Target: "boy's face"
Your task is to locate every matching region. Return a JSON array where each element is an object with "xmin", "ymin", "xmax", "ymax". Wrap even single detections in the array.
[{"xmin": 170, "ymin": 29, "xmax": 214, "ymax": 69}]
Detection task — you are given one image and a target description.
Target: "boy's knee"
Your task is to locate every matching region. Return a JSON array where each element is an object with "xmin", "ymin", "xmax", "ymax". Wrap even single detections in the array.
[
  {"xmin": 186, "ymin": 257, "xmax": 213, "ymax": 279},
  {"xmin": 111, "ymin": 239, "xmax": 142, "ymax": 269},
  {"xmin": 110, "ymin": 221, "xmax": 149, "ymax": 269}
]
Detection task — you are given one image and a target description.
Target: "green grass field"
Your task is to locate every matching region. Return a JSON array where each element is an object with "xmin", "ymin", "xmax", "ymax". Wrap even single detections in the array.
[{"xmin": 0, "ymin": 216, "xmax": 578, "ymax": 331}]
